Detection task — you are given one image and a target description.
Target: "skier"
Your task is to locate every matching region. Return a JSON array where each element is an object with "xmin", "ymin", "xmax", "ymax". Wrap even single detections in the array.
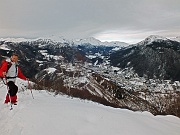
[{"xmin": 0, "ymin": 53, "xmax": 28, "ymax": 104}]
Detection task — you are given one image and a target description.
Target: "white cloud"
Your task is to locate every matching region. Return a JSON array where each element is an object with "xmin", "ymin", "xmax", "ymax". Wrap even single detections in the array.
[{"xmin": 0, "ymin": 0, "xmax": 180, "ymax": 43}]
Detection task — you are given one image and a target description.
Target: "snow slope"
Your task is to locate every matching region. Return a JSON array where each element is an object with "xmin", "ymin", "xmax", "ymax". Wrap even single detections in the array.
[{"xmin": 0, "ymin": 80, "xmax": 180, "ymax": 135}]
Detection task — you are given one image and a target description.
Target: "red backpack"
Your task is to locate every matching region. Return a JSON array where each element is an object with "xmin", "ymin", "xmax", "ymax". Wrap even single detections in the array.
[
  {"xmin": 0, "ymin": 59, "xmax": 12, "ymax": 71},
  {"xmin": 0, "ymin": 60, "xmax": 14, "ymax": 84}
]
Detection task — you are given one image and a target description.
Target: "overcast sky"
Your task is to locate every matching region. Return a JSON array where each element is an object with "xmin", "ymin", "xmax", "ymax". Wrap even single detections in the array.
[{"xmin": 0, "ymin": 0, "xmax": 180, "ymax": 43}]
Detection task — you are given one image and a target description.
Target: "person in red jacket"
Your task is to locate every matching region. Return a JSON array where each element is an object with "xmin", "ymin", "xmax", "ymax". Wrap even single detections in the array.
[{"xmin": 0, "ymin": 53, "xmax": 28, "ymax": 104}]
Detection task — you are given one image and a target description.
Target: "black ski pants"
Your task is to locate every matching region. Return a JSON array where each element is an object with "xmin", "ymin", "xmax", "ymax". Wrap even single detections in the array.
[{"xmin": 7, "ymin": 81, "xmax": 18, "ymax": 96}]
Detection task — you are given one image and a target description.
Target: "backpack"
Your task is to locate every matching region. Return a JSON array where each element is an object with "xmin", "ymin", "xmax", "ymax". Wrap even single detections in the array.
[
  {"xmin": 0, "ymin": 60, "xmax": 10, "ymax": 84},
  {"xmin": 0, "ymin": 59, "xmax": 12, "ymax": 72}
]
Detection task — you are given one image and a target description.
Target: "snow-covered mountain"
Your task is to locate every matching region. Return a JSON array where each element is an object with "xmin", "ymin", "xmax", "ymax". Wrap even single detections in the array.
[
  {"xmin": 72, "ymin": 37, "xmax": 129, "ymax": 47},
  {"xmin": 110, "ymin": 35, "xmax": 180, "ymax": 80},
  {"xmin": 136, "ymin": 35, "xmax": 170, "ymax": 46},
  {"xmin": 171, "ymin": 36, "xmax": 180, "ymax": 43},
  {"xmin": 0, "ymin": 37, "xmax": 34, "ymax": 43},
  {"xmin": 0, "ymin": 36, "xmax": 128, "ymax": 47}
]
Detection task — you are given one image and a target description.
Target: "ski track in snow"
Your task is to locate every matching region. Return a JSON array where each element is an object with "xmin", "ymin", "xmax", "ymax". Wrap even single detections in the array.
[{"xmin": 0, "ymin": 82, "xmax": 180, "ymax": 135}]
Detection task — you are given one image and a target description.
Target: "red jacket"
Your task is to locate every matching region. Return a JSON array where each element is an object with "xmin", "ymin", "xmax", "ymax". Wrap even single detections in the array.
[{"xmin": 0, "ymin": 61, "xmax": 27, "ymax": 80}]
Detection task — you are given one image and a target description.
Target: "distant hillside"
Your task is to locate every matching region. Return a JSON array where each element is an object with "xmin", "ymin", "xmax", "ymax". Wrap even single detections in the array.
[{"xmin": 110, "ymin": 35, "xmax": 180, "ymax": 81}]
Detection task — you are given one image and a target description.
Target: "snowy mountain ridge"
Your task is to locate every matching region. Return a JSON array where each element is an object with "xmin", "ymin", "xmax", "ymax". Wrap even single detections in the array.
[
  {"xmin": 171, "ymin": 36, "xmax": 180, "ymax": 43},
  {"xmin": 136, "ymin": 35, "xmax": 170, "ymax": 46},
  {"xmin": 72, "ymin": 37, "xmax": 129, "ymax": 47},
  {"xmin": 0, "ymin": 36, "xmax": 129, "ymax": 47},
  {"xmin": 0, "ymin": 37, "xmax": 34, "ymax": 43},
  {"xmin": 1, "ymin": 35, "xmax": 180, "ymax": 47}
]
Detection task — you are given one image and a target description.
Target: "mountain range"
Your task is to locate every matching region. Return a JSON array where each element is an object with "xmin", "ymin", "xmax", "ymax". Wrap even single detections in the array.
[{"xmin": 0, "ymin": 35, "xmax": 180, "ymax": 117}]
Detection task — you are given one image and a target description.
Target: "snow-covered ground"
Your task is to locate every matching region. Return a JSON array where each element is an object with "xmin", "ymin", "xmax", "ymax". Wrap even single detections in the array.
[{"xmin": 0, "ymin": 80, "xmax": 180, "ymax": 135}]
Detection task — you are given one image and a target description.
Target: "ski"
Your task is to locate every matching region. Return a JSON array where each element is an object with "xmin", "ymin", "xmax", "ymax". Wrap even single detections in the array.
[
  {"xmin": 9, "ymin": 103, "xmax": 17, "ymax": 110},
  {"xmin": 10, "ymin": 104, "xmax": 13, "ymax": 110}
]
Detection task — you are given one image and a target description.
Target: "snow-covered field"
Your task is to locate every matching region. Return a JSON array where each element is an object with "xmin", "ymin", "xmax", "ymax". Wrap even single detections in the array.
[{"xmin": 0, "ymin": 80, "xmax": 180, "ymax": 135}]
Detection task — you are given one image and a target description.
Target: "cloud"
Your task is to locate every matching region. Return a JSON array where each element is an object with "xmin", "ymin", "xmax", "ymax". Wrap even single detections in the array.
[
  {"xmin": 0, "ymin": 0, "xmax": 180, "ymax": 43},
  {"xmin": 93, "ymin": 29, "xmax": 168, "ymax": 43}
]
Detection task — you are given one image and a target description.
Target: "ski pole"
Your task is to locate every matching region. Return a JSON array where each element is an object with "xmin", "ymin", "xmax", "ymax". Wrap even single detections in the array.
[
  {"xmin": 28, "ymin": 80, "xmax": 34, "ymax": 99},
  {"xmin": 5, "ymin": 77, "xmax": 13, "ymax": 110}
]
